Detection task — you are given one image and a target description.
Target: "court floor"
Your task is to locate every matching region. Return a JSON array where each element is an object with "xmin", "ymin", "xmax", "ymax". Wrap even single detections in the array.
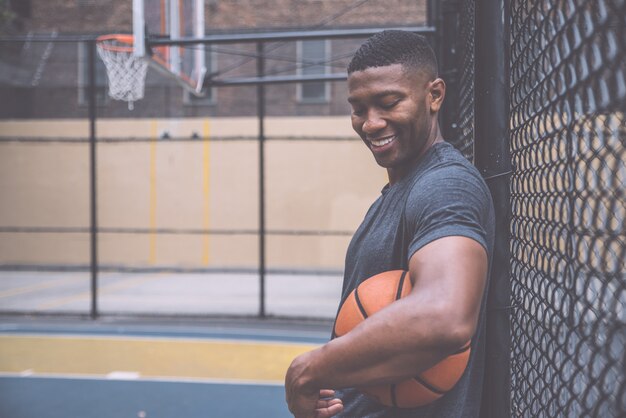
[
  {"xmin": 0, "ymin": 317, "xmax": 332, "ymax": 418},
  {"xmin": 0, "ymin": 270, "xmax": 343, "ymax": 318}
]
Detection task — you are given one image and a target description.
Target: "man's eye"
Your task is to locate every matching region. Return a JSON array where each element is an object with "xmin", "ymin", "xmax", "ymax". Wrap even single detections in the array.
[
  {"xmin": 381, "ymin": 100, "xmax": 399, "ymax": 110},
  {"xmin": 351, "ymin": 108, "xmax": 365, "ymax": 116}
]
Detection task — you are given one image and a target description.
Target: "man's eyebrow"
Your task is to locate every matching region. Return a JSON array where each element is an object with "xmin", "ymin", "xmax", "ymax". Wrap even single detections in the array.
[
  {"xmin": 347, "ymin": 90, "xmax": 404, "ymax": 104},
  {"xmin": 373, "ymin": 90, "xmax": 404, "ymax": 98}
]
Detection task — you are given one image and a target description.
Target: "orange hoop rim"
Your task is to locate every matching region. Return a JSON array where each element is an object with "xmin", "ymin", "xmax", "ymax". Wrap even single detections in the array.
[{"xmin": 96, "ymin": 34, "xmax": 136, "ymax": 53}]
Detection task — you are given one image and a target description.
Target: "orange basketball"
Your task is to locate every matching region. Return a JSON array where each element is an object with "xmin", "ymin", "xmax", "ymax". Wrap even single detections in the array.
[{"xmin": 333, "ymin": 270, "xmax": 471, "ymax": 408}]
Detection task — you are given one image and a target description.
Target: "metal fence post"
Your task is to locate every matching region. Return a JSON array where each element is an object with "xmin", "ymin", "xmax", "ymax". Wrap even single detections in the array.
[
  {"xmin": 257, "ymin": 41, "xmax": 266, "ymax": 318},
  {"xmin": 88, "ymin": 39, "xmax": 99, "ymax": 319},
  {"xmin": 474, "ymin": 0, "xmax": 511, "ymax": 416}
]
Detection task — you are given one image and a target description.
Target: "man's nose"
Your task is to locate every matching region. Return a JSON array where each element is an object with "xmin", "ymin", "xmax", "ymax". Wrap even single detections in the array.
[{"xmin": 362, "ymin": 113, "xmax": 387, "ymax": 134}]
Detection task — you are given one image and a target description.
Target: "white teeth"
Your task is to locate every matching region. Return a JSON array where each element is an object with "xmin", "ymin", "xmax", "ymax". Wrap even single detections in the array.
[{"xmin": 370, "ymin": 136, "xmax": 395, "ymax": 147}]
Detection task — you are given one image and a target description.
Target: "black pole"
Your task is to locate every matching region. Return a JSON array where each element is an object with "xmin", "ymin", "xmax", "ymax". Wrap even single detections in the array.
[
  {"xmin": 257, "ymin": 42, "xmax": 266, "ymax": 318},
  {"xmin": 88, "ymin": 40, "xmax": 98, "ymax": 319},
  {"xmin": 474, "ymin": 0, "xmax": 511, "ymax": 417},
  {"xmin": 147, "ymin": 26, "xmax": 434, "ymax": 47},
  {"xmin": 427, "ymin": 0, "xmax": 440, "ymax": 44},
  {"xmin": 208, "ymin": 73, "xmax": 348, "ymax": 87},
  {"xmin": 437, "ymin": 0, "xmax": 460, "ymax": 142}
]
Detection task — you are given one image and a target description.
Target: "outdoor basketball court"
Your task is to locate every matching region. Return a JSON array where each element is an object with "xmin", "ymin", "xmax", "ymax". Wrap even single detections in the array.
[
  {"xmin": 0, "ymin": 317, "xmax": 332, "ymax": 418},
  {"xmin": 0, "ymin": 268, "xmax": 341, "ymax": 417},
  {"xmin": 2, "ymin": 1, "xmax": 363, "ymax": 415}
]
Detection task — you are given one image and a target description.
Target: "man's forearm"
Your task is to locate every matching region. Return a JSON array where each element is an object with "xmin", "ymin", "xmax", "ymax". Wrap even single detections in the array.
[{"xmin": 289, "ymin": 293, "xmax": 469, "ymax": 394}]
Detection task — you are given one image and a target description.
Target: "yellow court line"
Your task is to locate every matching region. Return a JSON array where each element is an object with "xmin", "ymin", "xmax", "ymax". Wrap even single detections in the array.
[
  {"xmin": 0, "ymin": 276, "xmax": 83, "ymax": 299},
  {"xmin": 36, "ymin": 273, "xmax": 168, "ymax": 310},
  {"xmin": 0, "ymin": 334, "xmax": 319, "ymax": 383}
]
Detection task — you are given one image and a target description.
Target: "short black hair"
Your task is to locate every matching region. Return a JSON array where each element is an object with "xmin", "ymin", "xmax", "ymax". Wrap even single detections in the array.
[{"xmin": 347, "ymin": 30, "xmax": 438, "ymax": 78}]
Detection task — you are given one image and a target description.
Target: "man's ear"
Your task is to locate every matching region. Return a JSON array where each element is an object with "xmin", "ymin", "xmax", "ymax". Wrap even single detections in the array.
[{"xmin": 429, "ymin": 78, "xmax": 446, "ymax": 113}]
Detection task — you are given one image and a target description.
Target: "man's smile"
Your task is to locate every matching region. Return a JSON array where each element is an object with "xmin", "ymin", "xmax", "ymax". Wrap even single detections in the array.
[{"xmin": 368, "ymin": 134, "xmax": 397, "ymax": 148}]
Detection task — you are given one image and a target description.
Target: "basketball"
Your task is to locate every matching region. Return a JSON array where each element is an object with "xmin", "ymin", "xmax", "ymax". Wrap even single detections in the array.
[{"xmin": 333, "ymin": 270, "xmax": 471, "ymax": 408}]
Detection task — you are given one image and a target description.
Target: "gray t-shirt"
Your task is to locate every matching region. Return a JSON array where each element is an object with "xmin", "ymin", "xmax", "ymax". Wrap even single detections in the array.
[{"xmin": 334, "ymin": 142, "xmax": 495, "ymax": 418}]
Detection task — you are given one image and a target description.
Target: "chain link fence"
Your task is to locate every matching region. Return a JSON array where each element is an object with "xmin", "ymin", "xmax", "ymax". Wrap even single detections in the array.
[
  {"xmin": 452, "ymin": 0, "xmax": 475, "ymax": 162},
  {"xmin": 508, "ymin": 0, "xmax": 625, "ymax": 416}
]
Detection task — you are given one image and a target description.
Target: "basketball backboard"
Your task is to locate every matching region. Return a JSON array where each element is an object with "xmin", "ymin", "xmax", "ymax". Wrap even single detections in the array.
[{"xmin": 133, "ymin": 0, "xmax": 206, "ymax": 95}]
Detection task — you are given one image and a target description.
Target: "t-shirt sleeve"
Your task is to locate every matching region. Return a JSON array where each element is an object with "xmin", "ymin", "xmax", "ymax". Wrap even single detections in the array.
[{"xmin": 405, "ymin": 164, "xmax": 492, "ymax": 261}]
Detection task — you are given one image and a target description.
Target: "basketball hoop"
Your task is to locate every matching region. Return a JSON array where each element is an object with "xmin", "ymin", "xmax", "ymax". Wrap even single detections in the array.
[{"xmin": 96, "ymin": 34, "xmax": 148, "ymax": 110}]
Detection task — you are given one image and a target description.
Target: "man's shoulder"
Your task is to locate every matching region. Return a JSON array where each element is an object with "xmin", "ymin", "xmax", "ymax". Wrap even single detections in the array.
[
  {"xmin": 404, "ymin": 143, "xmax": 493, "ymax": 218},
  {"xmin": 429, "ymin": 142, "xmax": 478, "ymax": 171},
  {"xmin": 411, "ymin": 144, "xmax": 484, "ymax": 190}
]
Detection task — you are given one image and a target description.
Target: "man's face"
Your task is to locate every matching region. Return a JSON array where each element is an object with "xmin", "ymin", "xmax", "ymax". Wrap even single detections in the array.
[{"xmin": 347, "ymin": 63, "xmax": 442, "ymax": 180}]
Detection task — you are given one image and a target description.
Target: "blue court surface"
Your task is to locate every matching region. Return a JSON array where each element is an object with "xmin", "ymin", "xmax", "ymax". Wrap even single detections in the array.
[{"xmin": 0, "ymin": 317, "xmax": 333, "ymax": 418}]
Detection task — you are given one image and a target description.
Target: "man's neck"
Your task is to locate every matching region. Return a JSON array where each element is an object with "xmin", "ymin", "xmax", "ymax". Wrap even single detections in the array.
[{"xmin": 387, "ymin": 131, "xmax": 444, "ymax": 185}]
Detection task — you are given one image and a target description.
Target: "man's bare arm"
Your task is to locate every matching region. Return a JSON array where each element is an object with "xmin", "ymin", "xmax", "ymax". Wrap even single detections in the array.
[{"xmin": 285, "ymin": 236, "xmax": 488, "ymax": 416}]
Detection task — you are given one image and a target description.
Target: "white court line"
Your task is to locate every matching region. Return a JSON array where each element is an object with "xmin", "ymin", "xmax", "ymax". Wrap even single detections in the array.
[
  {"xmin": 106, "ymin": 371, "xmax": 140, "ymax": 380},
  {"xmin": 0, "ymin": 371, "xmax": 284, "ymax": 386}
]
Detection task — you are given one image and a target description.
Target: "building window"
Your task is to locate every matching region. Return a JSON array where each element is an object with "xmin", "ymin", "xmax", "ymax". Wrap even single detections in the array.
[
  {"xmin": 77, "ymin": 42, "xmax": 108, "ymax": 106},
  {"xmin": 184, "ymin": 48, "xmax": 216, "ymax": 106},
  {"xmin": 297, "ymin": 40, "xmax": 330, "ymax": 103},
  {"xmin": 9, "ymin": 0, "xmax": 31, "ymax": 19},
  {"xmin": 8, "ymin": 0, "xmax": 31, "ymax": 30}
]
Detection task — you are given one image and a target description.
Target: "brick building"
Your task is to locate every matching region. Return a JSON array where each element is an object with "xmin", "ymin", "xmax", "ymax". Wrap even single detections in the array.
[{"xmin": 0, "ymin": 0, "xmax": 428, "ymax": 119}]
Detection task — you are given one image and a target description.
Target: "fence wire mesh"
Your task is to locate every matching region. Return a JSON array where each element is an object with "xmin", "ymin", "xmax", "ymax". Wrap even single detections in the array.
[
  {"xmin": 509, "ymin": 0, "xmax": 626, "ymax": 416},
  {"xmin": 454, "ymin": 0, "xmax": 475, "ymax": 162}
]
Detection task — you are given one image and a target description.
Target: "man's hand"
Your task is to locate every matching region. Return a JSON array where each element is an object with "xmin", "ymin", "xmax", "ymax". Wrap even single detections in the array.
[
  {"xmin": 286, "ymin": 388, "xmax": 343, "ymax": 418},
  {"xmin": 285, "ymin": 352, "xmax": 343, "ymax": 418}
]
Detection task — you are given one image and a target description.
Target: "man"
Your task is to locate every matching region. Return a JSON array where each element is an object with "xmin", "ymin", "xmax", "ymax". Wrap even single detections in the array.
[{"xmin": 285, "ymin": 30, "xmax": 495, "ymax": 418}]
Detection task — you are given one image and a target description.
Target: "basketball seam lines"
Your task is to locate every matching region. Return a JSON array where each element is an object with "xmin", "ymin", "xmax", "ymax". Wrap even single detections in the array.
[
  {"xmin": 453, "ymin": 343, "xmax": 471, "ymax": 355},
  {"xmin": 395, "ymin": 270, "xmax": 408, "ymax": 300},
  {"xmin": 390, "ymin": 383, "xmax": 398, "ymax": 408},
  {"xmin": 413, "ymin": 375, "xmax": 447, "ymax": 395},
  {"xmin": 331, "ymin": 301, "xmax": 343, "ymax": 338},
  {"xmin": 354, "ymin": 287, "xmax": 369, "ymax": 319}
]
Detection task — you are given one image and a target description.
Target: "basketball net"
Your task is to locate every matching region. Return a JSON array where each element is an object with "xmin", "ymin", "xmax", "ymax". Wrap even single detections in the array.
[{"xmin": 96, "ymin": 34, "xmax": 148, "ymax": 110}]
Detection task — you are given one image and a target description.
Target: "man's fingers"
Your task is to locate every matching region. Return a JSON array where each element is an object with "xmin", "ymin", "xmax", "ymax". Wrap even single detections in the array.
[
  {"xmin": 318, "ymin": 389, "xmax": 336, "ymax": 398},
  {"xmin": 315, "ymin": 400, "xmax": 344, "ymax": 418},
  {"xmin": 314, "ymin": 389, "xmax": 342, "ymax": 417},
  {"xmin": 316, "ymin": 397, "xmax": 342, "ymax": 408}
]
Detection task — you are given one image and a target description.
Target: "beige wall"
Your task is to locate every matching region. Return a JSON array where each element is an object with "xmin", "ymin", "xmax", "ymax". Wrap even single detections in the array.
[
  {"xmin": 0, "ymin": 117, "xmax": 386, "ymax": 271},
  {"xmin": 0, "ymin": 117, "xmax": 356, "ymax": 139}
]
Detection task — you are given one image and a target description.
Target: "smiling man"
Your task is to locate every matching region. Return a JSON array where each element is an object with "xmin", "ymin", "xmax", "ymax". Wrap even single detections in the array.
[{"xmin": 285, "ymin": 30, "xmax": 495, "ymax": 418}]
